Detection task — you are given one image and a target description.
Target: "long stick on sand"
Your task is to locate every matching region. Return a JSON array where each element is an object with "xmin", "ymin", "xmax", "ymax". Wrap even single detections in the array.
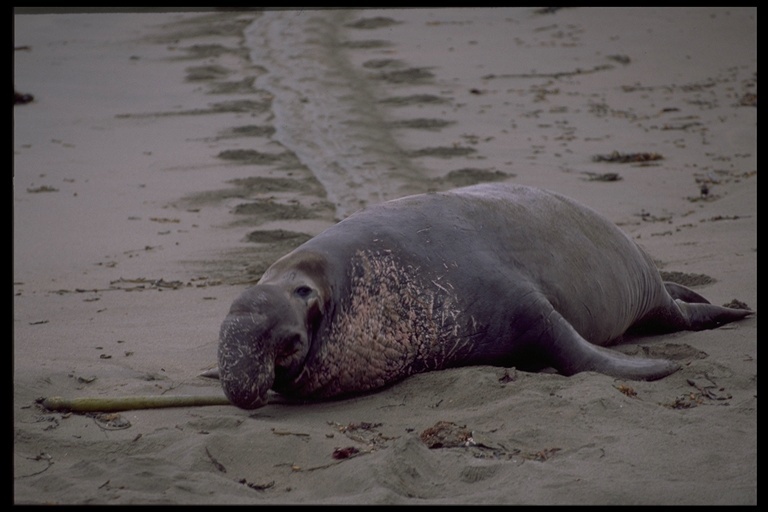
[{"xmin": 41, "ymin": 395, "xmax": 231, "ymax": 413}]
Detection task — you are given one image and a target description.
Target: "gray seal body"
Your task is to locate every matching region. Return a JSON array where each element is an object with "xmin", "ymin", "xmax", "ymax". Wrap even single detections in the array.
[{"xmin": 218, "ymin": 184, "xmax": 752, "ymax": 409}]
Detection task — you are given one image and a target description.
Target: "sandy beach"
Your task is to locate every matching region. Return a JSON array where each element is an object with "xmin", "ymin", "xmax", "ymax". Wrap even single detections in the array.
[{"xmin": 13, "ymin": 8, "xmax": 756, "ymax": 504}]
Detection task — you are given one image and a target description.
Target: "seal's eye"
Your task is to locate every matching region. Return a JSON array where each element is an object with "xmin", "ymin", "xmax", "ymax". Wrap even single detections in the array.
[{"xmin": 294, "ymin": 285, "xmax": 314, "ymax": 298}]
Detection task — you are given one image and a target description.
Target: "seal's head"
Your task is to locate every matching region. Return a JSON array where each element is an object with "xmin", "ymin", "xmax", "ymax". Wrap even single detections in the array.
[{"xmin": 218, "ymin": 281, "xmax": 321, "ymax": 409}]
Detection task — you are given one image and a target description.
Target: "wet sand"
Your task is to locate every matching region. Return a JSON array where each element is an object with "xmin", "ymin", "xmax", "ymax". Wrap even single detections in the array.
[{"xmin": 14, "ymin": 8, "xmax": 756, "ymax": 504}]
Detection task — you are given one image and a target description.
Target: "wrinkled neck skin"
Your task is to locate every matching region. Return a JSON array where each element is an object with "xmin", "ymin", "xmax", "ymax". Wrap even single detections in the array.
[
  {"xmin": 271, "ymin": 245, "xmax": 479, "ymax": 402},
  {"xmin": 218, "ymin": 251, "xmax": 332, "ymax": 409}
]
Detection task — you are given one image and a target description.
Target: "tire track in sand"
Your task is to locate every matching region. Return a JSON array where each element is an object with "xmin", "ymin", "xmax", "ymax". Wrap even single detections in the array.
[{"xmin": 245, "ymin": 10, "xmax": 430, "ymax": 219}]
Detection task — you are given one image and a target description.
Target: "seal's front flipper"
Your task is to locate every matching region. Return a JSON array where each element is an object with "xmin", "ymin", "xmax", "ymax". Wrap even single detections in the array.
[
  {"xmin": 535, "ymin": 310, "xmax": 679, "ymax": 381},
  {"xmin": 200, "ymin": 367, "xmax": 220, "ymax": 379}
]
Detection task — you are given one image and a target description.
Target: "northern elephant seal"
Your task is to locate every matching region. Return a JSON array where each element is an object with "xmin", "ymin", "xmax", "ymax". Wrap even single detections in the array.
[{"xmin": 217, "ymin": 183, "xmax": 752, "ymax": 409}]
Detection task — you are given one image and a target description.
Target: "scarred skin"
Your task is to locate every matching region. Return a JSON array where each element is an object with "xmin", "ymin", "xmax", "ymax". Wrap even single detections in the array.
[{"xmin": 217, "ymin": 184, "xmax": 753, "ymax": 409}]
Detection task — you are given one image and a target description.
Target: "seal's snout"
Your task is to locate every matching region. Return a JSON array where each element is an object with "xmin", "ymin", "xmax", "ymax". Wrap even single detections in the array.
[
  {"xmin": 221, "ymin": 381, "xmax": 268, "ymax": 409},
  {"xmin": 218, "ymin": 311, "xmax": 275, "ymax": 409},
  {"xmin": 217, "ymin": 285, "xmax": 310, "ymax": 410},
  {"xmin": 222, "ymin": 380, "xmax": 269, "ymax": 410}
]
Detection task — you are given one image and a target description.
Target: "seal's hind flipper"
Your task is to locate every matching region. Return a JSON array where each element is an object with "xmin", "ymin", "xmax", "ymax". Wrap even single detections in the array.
[
  {"xmin": 663, "ymin": 282, "xmax": 710, "ymax": 304},
  {"xmin": 535, "ymin": 309, "xmax": 680, "ymax": 381},
  {"xmin": 632, "ymin": 294, "xmax": 753, "ymax": 334},
  {"xmin": 676, "ymin": 301, "xmax": 754, "ymax": 331}
]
